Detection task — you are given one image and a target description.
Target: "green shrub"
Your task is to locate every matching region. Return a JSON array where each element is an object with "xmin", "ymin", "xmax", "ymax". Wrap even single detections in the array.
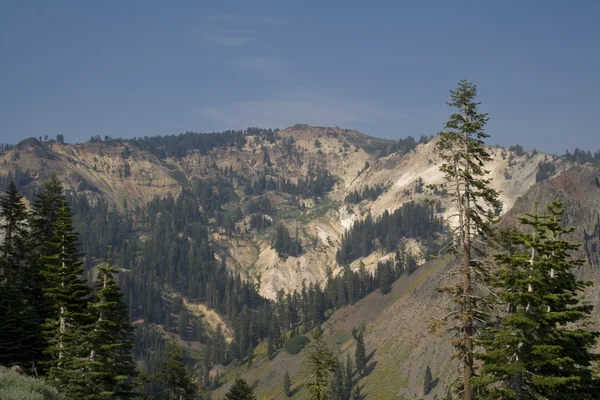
[
  {"xmin": 284, "ymin": 335, "xmax": 310, "ymax": 355},
  {"xmin": 0, "ymin": 367, "xmax": 60, "ymax": 400}
]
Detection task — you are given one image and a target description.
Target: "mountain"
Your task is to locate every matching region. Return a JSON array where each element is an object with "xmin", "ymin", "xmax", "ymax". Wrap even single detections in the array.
[
  {"xmin": 2, "ymin": 125, "xmax": 597, "ymax": 398},
  {"xmin": 0, "ymin": 126, "xmax": 560, "ymax": 298}
]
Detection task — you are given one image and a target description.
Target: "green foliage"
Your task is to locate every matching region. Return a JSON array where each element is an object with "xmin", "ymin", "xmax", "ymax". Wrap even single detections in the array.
[
  {"xmin": 272, "ymin": 223, "xmax": 302, "ymax": 259},
  {"xmin": 535, "ymin": 159, "xmax": 557, "ymax": 182},
  {"xmin": 305, "ymin": 329, "xmax": 335, "ymax": 400},
  {"xmin": 562, "ymin": 147, "xmax": 600, "ymax": 165},
  {"xmin": 86, "ymin": 248, "xmax": 138, "ymax": 398},
  {"xmin": 0, "ymin": 179, "xmax": 139, "ymax": 399},
  {"xmin": 284, "ymin": 335, "xmax": 311, "ymax": 355},
  {"xmin": 336, "ymin": 201, "xmax": 441, "ymax": 266},
  {"xmin": 473, "ymin": 201, "xmax": 600, "ymax": 399},
  {"xmin": 0, "ymin": 367, "xmax": 60, "ymax": 400},
  {"xmin": 435, "ymin": 80, "xmax": 500, "ymax": 400},
  {"xmin": 352, "ymin": 327, "xmax": 366, "ymax": 377},
  {"xmin": 345, "ymin": 184, "xmax": 386, "ymax": 204},
  {"xmin": 244, "ymin": 166, "xmax": 336, "ymax": 200},
  {"xmin": 508, "ymin": 144, "xmax": 524, "ymax": 156},
  {"xmin": 225, "ymin": 378, "xmax": 257, "ymax": 400},
  {"xmin": 126, "ymin": 129, "xmax": 252, "ymax": 158},
  {"xmin": 0, "ymin": 183, "xmax": 40, "ymax": 368},
  {"xmin": 283, "ymin": 370, "xmax": 292, "ymax": 397},
  {"xmin": 41, "ymin": 201, "xmax": 94, "ymax": 397},
  {"xmin": 158, "ymin": 341, "xmax": 199, "ymax": 400}
]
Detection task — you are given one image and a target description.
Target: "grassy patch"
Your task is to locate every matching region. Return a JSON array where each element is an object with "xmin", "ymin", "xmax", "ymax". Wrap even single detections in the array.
[
  {"xmin": 284, "ymin": 335, "xmax": 311, "ymax": 355},
  {"xmin": 0, "ymin": 367, "xmax": 60, "ymax": 400}
]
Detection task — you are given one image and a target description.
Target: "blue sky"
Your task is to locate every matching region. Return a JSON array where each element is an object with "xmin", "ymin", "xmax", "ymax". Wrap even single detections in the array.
[{"xmin": 1, "ymin": 1, "xmax": 598, "ymax": 153}]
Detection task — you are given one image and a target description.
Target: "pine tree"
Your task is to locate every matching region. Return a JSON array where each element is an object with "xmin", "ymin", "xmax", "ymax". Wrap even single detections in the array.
[
  {"xmin": 0, "ymin": 182, "xmax": 39, "ymax": 369},
  {"xmin": 352, "ymin": 327, "xmax": 366, "ymax": 378},
  {"xmin": 41, "ymin": 201, "xmax": 94, "ymax": 397},
  {"xmin": 305, "ymin": 328, "xmax": 335, "ymax": 400},
  {"xmin": 225, "ymin": 378, "xmax": 257, "ymax": 400},
  {"xmin": 283, "ymin": 370, "xmax": 292, "ymax": 397},
  {"xmin": 344, "ymin": 354, "xmax": 353, "ymax": 400},
  {"xmin": 473, "ymin": 201, "xmax": 600, "ymax": 399},
  {"xmin": 28, "ymin": 175, "xmax": 67, "ymax": 371},
  {"xmin": 434, "ymin": 80, "xmax": 501, "ymax": 400},
  {"xmin": 86, "ymin": 247, "xmax": 138, "ymax": 398},
  {"xmin": 159, "ymin": 341, "xmax": 199, "ymax": 400},
  {"xmin": 330, "ymin": 360, "xmax": 343, "ymax": 400},
  {"xmin": 0, "ymin": 182, "xmax": 29, "ymax": 281}
]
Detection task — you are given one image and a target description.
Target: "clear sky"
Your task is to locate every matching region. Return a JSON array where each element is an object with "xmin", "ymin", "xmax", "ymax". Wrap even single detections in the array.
[{"xmin": 1, "ymin": 1, "xmax": 598, "ymax": 153}]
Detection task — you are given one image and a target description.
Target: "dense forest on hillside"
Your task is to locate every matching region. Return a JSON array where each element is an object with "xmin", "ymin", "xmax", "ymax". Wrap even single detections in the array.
[{"xmin": 336, "ymin": 201, "xmax": 442, "ymax": 266}]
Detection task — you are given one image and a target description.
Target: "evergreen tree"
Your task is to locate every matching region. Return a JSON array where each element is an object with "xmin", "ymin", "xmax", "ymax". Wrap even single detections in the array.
[
  {"xmin": 0, "ymin": 182, "xmax": 29, "ymax": 281},
  {"xmin": 434, "ymin": 80, "xmax": 500, "ymax": 400},
  {"xmin": 159, "ymin": 341, "xmax": 199, "ymax": 400},
  {"xmin": 86, "ymin": 247, "xmax": 138, "ymax": 398},
  {"xmin": 305, "ymin": 328, "xmax": 335, "ymax": 400},
  {"xmin": 0, "ymin": 182, "xmax": 39, "ymax": 369},
  {"xmin": 29, "ymin": 175, "xmax": 66, "ymax": 371},
  {"xmin": 0, "ymin": 278, "xmax": 39, "ymax": 369},
  {"xmin": 344, "ymin": 354, "xmax": 353, "ymax": 400},
  {"xmin": 41, "ymin": 201, "xmax": 94, "ymax": 397},
  {"xmin": 352, "ymin": 327, "xmax": 366, "ymax": 378},
  {"xmin": 330, "ymin": 360, "xmax": 343, "ymax": 400},
  {"xmin": 283, "ymin": 370, "xmax": 292, "ymax": 397},
  {"xmin": 225, "ymin": 378, "xmax": 257, "ymax": 400},
  {"xmin": 473, "ymin": 201, "xmax": 600, "ymax": 399}
]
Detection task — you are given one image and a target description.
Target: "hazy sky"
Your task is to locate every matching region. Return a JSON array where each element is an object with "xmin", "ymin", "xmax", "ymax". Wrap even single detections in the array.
[{"xmin": 1, "ymin": 1, "xmax": 598, "ymax": 153}]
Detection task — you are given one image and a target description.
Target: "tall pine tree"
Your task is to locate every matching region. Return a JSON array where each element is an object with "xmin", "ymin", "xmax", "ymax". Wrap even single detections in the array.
[
  {"xmin": 0, "ymin": 182, "xmax": 29, "ymax": 281},
  {"xmin": 434, "ymin": 80, "xmax": 500, "ymax": 400},
  {"xmin": 305, "ymin": 328, "xmax": 335, "ymax": 400},
  {"xmin": 41, "ymin": 201, "xmax": 93, "ymax": 397},
  {"xmin": 0, "ymin": 182, "xmax": 39, "ymax": 369},
  {"xmin": 473, "ymin": 201, "xmax": 600, "ymax": 399},
  {"xmin": 86, "ymin": 247, "xmax": 138, "ymax": 398},
  {"xmin": 159, "ymin": 341, "xmax": 198, "ymax": 400},
  {"xmin": 225, "ymin": 378, "xmax": 257, "ymax": 400},
  {"xmin": 29, "ymin": 175, "xmax": 67, "ymax": 371}
]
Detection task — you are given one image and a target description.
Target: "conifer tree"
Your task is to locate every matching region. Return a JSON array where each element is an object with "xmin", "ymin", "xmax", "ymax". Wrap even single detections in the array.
[
  {"xmin": 344, "ymin": 354, "xmax": 353, "ymax": 400},
  {"xmin": 41, "ymin": 200, "xmax": 94, "ymax": 397},
  {"xmin": 473, "ymin": 201, "xmax": 600, "ymax": 399},
  {"xmin": 86, "ymin": 247, "xmax": 138, "ymax": 398},
  {"xmin": 0, "ymin": 182, "xmax": 39, "ymax": 369},
  {"xmin": 29, "ymin": 175, "xmax": 67, "ymax": 370},
  {"xmin": 225, "ymin": 378, "xmax": 257, "ymax": 400},
  {"xmin": 0, "ymin": 182, "xmax": 29, "ymax": 281},
  {"xmin": 434, "ymin": 80, "xmax": 500, "ymax": 399},
  {"xmin": 352, "ymin": 327, "xmax": 366, "ymax": 378},
  {"xmin": 159, "ymin": 341, "xmax": 199, "ymax": 400},
  {"xmin": 0, "ymin": 277, "xmax": 40, "ymax": 369},
  {"xmin": 305, "ymin": 328, "xmax": 335, "ymax": 400},
  {"xmin": 283, "ymin": 370, "xmax": 292, "ymax": 397},
  {"xmin": 330, "ymin": 360, "xmax": 343, "ymax": 400}
]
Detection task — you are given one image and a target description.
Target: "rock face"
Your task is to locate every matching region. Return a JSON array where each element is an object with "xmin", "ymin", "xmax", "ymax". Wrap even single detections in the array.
[
  {"xmin": 4, "ymin": 127, "xmax": 600, "ymax": 398},
  {"xmin": 0, "ymin": 128, "xmax": 571, "ymax": 297}
]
